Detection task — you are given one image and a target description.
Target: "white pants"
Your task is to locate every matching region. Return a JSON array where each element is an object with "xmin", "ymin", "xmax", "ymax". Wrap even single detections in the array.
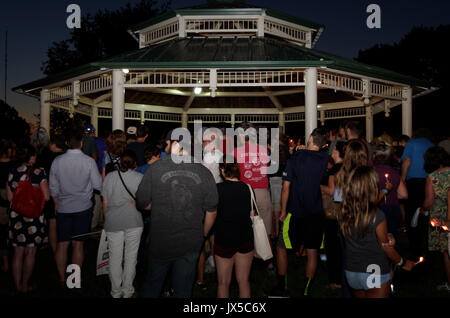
[{"xmin": 106, "ymin": 227, "xmax": 143, "ymax": 298}]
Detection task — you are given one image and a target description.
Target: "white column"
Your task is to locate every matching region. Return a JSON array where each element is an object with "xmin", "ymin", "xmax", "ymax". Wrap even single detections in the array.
[
  {"xmin": 182, "ymin": 112, "xmax": 188, "ymax": 128},
  {"xmin": 278, "ymin": 112, "xmax": 285, "ymax": 134},
  {"xmin": 304, "ymin": 68, "xmax": 318, "ymax": 139},
  {"xmin": 112, "ymin": 69, "xmax": 125, "ymax": 131},
  {"xmin": 40, "ymin": 89, "xmax": 50, "ymax": 133},
  {"xmin": 365, "ymin": 105, "xmax": 373, "ymax": 142},
  {"xmin": 92, "ymin": 106, "xmax": 99, "ymax": 137},
  {"xmin": 402, "ymin": 86, "xmax": 413, "ymax": 137}
]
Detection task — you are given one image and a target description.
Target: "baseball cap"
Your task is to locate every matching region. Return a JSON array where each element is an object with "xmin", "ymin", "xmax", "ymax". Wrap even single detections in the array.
[
  {"xmin": 85, "ymin": 124, "xmax": 95, "ymax": 134},
  {"xmin": 127, "ymin": 126, "xmax": 137, "ymax": 135}
]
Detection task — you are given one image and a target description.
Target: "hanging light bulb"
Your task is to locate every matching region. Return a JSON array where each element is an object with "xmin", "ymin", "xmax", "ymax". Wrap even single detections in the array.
[{"xmin": 194, "ymin": 87, "xmax": 202, "ymax": 95}]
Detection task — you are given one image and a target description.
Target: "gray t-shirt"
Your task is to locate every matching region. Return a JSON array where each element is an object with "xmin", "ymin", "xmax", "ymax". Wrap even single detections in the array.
[
  {"xmin": 102, "ymin": 170, "xmax": 144, "ymax": 232},
  {"xmin": 344, "ymin": 209, "xmax": 390, "ymax": 274},
  {"xmin": 136, "ymin": 155, "xmax": 218, "ymax": 262}
]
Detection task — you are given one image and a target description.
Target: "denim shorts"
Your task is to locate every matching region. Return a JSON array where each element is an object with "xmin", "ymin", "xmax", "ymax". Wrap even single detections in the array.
[
  {"xmin": 345, "ymin": 270, "xmax": 391, "ymax": 291},
  {"xmin": 56, "ymin": 208, "xmax": 93, "ymax": 242}
]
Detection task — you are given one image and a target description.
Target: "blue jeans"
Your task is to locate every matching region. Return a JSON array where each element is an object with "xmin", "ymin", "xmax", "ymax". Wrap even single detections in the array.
[
  {"xmin": 345, "ymin": 270, "xmax": 391, "ymax": 291},
  {"xmin": 140, "ymin": 251, "xmax": 200, "ymax": 298}
]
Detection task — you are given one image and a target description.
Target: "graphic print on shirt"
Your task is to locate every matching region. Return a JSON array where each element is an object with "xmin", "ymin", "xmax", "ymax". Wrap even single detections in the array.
[{"xmin": 161, "ymin": 170, "xmax": 202, "ymax": 221}]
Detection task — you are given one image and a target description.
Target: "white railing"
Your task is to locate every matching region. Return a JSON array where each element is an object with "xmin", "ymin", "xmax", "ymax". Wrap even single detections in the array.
[
  {"xmin": 185, "ymin": 18, "xmax": 258, "ymax": 33},
  {"xmin": 142, "ymin": 20, "xmax": 179, "ymax": 46},
  {"xmin": 285, "ymin": 112, "xmax": 305, "ymax": 122},
  {"xmin": 325, "ymin": 107, "xmax": 366, "ymax": 119},
  {"xmin": 48, "ymin": 84, "xmax": 72, "ymax": 102},
  {"xmin": 125, "ymin": 110, "xmax": 141, "ymax": 120},
  {"xmin": 264, "ymin": 18, "xmax": 307, "ymax": 44},
  {"xmin": 371, "ymin": 82, "xmax": 403, "ymax": 100},
  {"xmin": 98, "ymin": 108, "xmax": 112, "ymax": 118},
  {"xmin": 125, "ymin": 72, "xmax": 210, "ymax": 88},
  {"xmin": 80, "ymin": 75, "xmax": 112, "ymax": 95},
  {"xmin": 235, "ymin": 114, "xmax": 278, "ymax": 123},
  {"xmin": 144, "ymin": 111, "xmax": 182, "ymax": 122},
  {"xmin": 188, "ymin": 114, "xmax": 231, "ymax": 123},
  {"xmin": 217, "ymin": 70, "xmax": 304, "ymax": 87},
  {"xmin": 317, "ymin": 71, "xmax": 364, "ymax": 94}
]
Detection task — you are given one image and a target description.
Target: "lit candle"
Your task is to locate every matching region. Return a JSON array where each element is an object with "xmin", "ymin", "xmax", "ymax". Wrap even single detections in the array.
[
  {"xmin": 430, "ymin": 220, "xmax": 437, "ymax": 227},
  {"xmin": 442, "ymin": 225, "xmax": 449, "ymax": 231},
  {"xmin": 415, "ymin": 257, "xmax": 424, "ymax": 265}
]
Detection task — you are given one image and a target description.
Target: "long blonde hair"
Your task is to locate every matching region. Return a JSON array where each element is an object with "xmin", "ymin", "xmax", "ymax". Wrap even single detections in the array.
[
  {"xmin": 337, "ymin": 166, "xmax": 379, "ymax": 238},
  {"xmin": 335, "ymin": 140, "xmax": 368, "ymax": 190}
]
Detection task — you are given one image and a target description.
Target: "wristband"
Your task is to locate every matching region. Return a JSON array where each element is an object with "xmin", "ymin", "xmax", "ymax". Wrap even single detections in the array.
[
  {"xmin": 396, "ymin": 257, "xmax": 404, "ymax": 267},
  {"xmin": 381, "ymin": 189, "xmax": 389, "ymax": 195}
]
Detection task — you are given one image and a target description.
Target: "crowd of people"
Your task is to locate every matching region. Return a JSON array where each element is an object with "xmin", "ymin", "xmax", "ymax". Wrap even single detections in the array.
[{"xmin": 0, "ymin": 119, "xmax": 448, "ymax": 299}]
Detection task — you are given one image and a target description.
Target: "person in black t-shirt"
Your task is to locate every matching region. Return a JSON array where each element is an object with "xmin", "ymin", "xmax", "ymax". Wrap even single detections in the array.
[
  {"xmin": 127, "ymin": 125, "xmax": 150, "ymax": 167},
  {"xmin": 214, "ymin": 157, "xmax": 254, "ymax": 298}
]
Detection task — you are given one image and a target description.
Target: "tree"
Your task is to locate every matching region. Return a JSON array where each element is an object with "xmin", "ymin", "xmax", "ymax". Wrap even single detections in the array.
[
  {"xmin": 42, "ymin": 0, "xmax": 171, "ymax": 76},
  {"xmin": 356, "ymin": 25, "xmax": 450, "ymax": 140},
  {"xmin": 0, "ymin": 99, "xmax": 31, "ymax": 145}
]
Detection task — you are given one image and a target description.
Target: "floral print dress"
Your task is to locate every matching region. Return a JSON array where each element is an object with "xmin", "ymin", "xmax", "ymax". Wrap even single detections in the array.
[
  {"xmin": 428, "ymin": 169, "xmax": 449, "ymax": 252},
  {"xmin": 8, "ymin": 165, "xmax": 48, "ymax": 247}
]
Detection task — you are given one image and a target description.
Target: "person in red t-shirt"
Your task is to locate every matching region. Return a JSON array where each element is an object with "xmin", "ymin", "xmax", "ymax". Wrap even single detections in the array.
[{"xmin": 234, "ymin": 123, "xmax": 274, "ymax": 271}]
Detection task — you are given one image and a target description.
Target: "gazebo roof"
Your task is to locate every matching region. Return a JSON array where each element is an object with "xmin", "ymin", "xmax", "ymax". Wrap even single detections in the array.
[{"xmin": 14, "ymin": 36, "xmax": 428, "ymax": 94}]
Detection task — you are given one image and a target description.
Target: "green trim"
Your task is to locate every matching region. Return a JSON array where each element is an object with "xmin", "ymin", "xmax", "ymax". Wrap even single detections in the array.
[
  {"xmin": 92, "ymin": 60, "xmax": 332, "ymax": 69},
  {"xmin": 282, "ymin": 213, "xmax": 293, "ymax": 249},
  {"xmin": 176, "ymin": 8, "xmax": 264, "ymax": 16},
  {"xmin": 12, "ymin": 64, "xmax": 100, "ymax": 93}
]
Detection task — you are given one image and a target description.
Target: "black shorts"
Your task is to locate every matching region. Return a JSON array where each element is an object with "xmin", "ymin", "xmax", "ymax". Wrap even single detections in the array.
[
  {"xmin": 285, "ymin": 215, "xmax": 324, "ymax": 250},
  {"xmin": 214, "ymin": 240, "xmax": 254, "ymax": 259}
]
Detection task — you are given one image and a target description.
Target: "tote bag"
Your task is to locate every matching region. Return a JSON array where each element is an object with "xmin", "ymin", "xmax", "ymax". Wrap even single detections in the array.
[
  {"xmin": 247, "ymin": 184, "xmax": 273, "ymax": 261},
  {"xmin": 96, "ymin": 230, "xmax": 110, "ymax": 276}
]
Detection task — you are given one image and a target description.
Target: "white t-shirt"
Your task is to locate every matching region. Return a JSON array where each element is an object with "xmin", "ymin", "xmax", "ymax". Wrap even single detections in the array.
[{"xmin": 202, "ymin": 150, "xmax": 223, "ymax": 184}]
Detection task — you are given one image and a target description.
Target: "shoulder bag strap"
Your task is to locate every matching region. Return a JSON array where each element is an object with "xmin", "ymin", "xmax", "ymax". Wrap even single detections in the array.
[
  {"xmin": 117, "ymin": 169, "xmax": 136, "ymax": 201},
  {"xmin": 246, "ymin": 183, "xmax": 259, "ymax": 216}
]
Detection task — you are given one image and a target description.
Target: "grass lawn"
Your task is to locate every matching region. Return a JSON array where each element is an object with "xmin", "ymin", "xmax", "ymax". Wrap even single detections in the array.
[{"xmin": 0, "ymin": 230, "xmax": 449, "ymax": 299}]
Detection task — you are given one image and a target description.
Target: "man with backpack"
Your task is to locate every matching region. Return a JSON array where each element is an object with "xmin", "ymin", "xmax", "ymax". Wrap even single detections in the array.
[{"xmin": 49, "ymin": 131, "xmax": 102, "ymax": 288}]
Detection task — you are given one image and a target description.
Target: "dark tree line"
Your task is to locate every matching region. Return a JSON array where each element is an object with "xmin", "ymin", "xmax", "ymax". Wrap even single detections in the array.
[
  {"xmin": 0, "ymin": 99, "xmax": 30, "ymax": 145},
  {"xmin": 42, "ymin": 0, "xmax": 171, "ymax": 76},
  {"xmin": 357, "ymin": 25, "xmax": 450, "ymax": 140}
]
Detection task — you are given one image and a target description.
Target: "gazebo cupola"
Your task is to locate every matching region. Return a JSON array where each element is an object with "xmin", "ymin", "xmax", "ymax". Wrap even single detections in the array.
[
  {"xmin": 13, "ymin": 0, "xmax": 434, "ymax": 140},
  {"xmin": 130, "ymin": 0, "xmax": 324, "ymax": 49}
]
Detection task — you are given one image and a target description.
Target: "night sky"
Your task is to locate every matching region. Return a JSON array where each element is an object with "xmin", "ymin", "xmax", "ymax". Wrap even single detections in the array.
[{"xmin": 0, "ymin": 0, "xmax": 449, "ymax": 124}]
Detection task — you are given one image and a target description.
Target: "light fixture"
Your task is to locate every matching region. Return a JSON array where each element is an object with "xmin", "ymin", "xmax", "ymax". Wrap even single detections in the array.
[
  {"xmin": 317, "ymin": 80, "xmax": 322, "ymax": 84},
  {"xmin": 364, "ymin": 97, "xmax": 370, "ymax": 105},
  {"xmin": 194, "ymin": 87, "xmax": 202, "ymax": 95},
  {"xmin": 122, "ymin": 69, "xmax": 129, "ymax": 74}
]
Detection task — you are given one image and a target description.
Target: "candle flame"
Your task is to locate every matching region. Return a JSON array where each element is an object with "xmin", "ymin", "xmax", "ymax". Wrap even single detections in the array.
[
  {"xmin": 442, "ymin": 225, "xmax": 449, "ymax": 231},
  {"xmin": 416, "ymin": 257, "xmax": 425, "ymax": 265},
  {"xmin": 430, "ymin": 220, "xmax": 436, "ymax": 227},
  {"xmin": 385, "ymin": 173, "xmax": 389, "ymax": 178}
]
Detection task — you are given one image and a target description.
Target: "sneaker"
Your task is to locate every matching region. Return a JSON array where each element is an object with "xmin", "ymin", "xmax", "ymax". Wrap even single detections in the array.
[
  {"xmin": 265, "ymin": 285, "xmax": 289, "ymax": 298},
  {"xmin": 436, "ymin": 282, "xmax": 450, "ymax": 292}
]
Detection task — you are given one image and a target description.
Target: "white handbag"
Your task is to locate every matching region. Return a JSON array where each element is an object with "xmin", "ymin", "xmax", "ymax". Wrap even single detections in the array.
[
  {"xmin": 247, "ymin": 184, "xmax": 273, "ymax": 261},
  {"xmin": 96, "ymin": 230, "xmax": 110, "ymax": 276}
]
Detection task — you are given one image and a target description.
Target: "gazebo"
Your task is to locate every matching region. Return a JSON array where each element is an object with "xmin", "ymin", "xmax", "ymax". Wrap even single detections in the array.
[{"xmin": 13, "ymin": 0, "xmax": 435, "ymax": 140}]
